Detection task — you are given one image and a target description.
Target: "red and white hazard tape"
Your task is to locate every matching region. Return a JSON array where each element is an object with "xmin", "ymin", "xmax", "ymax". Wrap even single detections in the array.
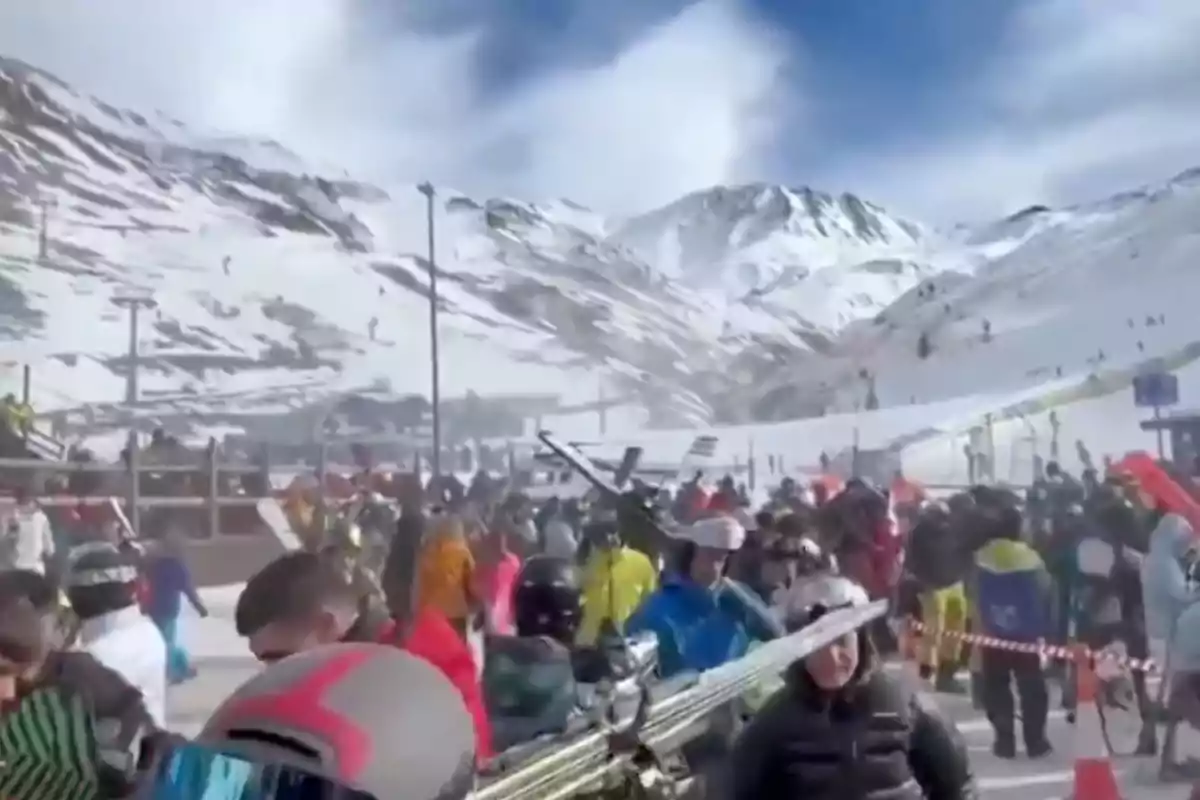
[{"xmin": 904, "ymin": 617, "xmax": 1159, "ymax": 674}]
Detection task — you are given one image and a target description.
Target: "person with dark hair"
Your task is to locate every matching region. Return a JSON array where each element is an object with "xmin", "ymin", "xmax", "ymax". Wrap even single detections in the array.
[
  {"xmin": 0, "ymin": 568, "xmax": 70, "ymax": 648},
  {"xmin": 234, "ymin": 550, "xmax": 388, "ymax": 664},
  {"xmin": 67, "ymin": 540, "xmax": 168, "ymax": 727},
  {"xmin": 144, "ymin": 531, "xmax": 208, "ymax": 685},
  {"xmin": 727, "ymin": 511, "xmax": 779, "ymax": 602},
  {"xmin": 0, "ymin": 567, "xmax": 61, "ymax": 614},
  {"xmin": 483, "ymin": 555, "xmax": 582, "ymax": 750},
  {"xmin": 577, "ymin": 510, "xmax": 658, "ymax": 645},
  {"xmin": 728, "ymin": 575, "xmax": 977, "ymax": 800},
  {"xmin": 0, "ymin": 588, "xmax": 167, "ymax": 800},
  {"xmin": 626, "ymin": 516, "xmax": 775, "ymax": 678},
  {"xmin": 907, "ymin": 504, "xmax": 971, "ymax": 694},
  {"xmin": 967, "ymin": 502, "xmax": 1052, "ymax": 759}
]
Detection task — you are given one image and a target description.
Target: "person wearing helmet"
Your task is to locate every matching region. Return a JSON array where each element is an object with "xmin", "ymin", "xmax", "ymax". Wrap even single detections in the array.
[
  {"xmin": 511, "ymin": 554, "xmax": 584, "ymax": 643},
  {"xmin": 727, "ymin": 510, "xmax": 780, "ymax": 603},
  {"xmin": 1074, "ymin": 491, "xmax": 1155, "ymax": 754},
  {"xmin": 967, "ymin": 500, "xmax": 1053, "ymax": 759},
  {"xmin": 769, "ymin": 528, "xmax": 836, "ymax": 609},
  {"xmin": 0, "ymin": 584, "xmax": 171, "ymax": 800},
  {"xmin": 906, "ymin": 503, "xmax": 971, "ymax": 694},
  {"xmin": 149, "ymin": 643, "xmax": 477, "ymax": 800},
  {"xmin": 577, "ymin": 509, "xmax": 658, "ymax": 646},
  {"xmin": 67, "ymin": 540, "xmax": 168, "ymax": 726},
  {"xmin": 626, "ymin": 516, "xmax": 776, "ymax": 678},
  {"xmin": 727, "ymin": 574, "xmax": 977, "ymax": 800},
  {"xmin": 482, "ymin": 555, "xmax": 582, "ymax": 749}
]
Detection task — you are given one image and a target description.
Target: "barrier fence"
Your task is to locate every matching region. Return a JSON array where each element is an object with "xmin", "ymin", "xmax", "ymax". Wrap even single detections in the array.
[{"xmin": 0, "ymin": 448, "xmax": 270, "ymax": 540}]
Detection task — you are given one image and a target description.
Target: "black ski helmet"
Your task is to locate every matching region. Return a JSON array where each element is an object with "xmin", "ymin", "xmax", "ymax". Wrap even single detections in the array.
[{"xmin": 512, "ymin": 555, "xmax": 582, "ymax": 643}]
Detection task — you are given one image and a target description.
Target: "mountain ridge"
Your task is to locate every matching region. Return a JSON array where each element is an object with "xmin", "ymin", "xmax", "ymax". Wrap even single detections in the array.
[{"xmin": 2, "ymin": 53, "xmax": 1198, "ymax": 448}]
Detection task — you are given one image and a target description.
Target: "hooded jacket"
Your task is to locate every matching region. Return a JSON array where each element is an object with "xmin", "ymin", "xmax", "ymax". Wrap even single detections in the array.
[
  {"xmin": 75, "ymin": 606, "xmax": 168, "ymax": 728},
  {"xmin": 625, "ymin": 575, "xmax": 774, "ymax": 678},
  {"xmin": 378, "ymin": 608, "xmax": 493, "ymax": 761},
  {"xmin": 415, "ymin": 517, "xmax": 476, "ymax": 622},
  {"xmin": 1142, "ymin": 513, "xmax": 1200, "ymax": 642},
  {"xmin": 726, "ymin": 653, "xmax": 977, "ymax": 800}
]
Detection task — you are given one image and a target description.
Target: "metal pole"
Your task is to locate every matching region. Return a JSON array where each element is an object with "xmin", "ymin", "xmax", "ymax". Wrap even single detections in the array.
[
  {"xmin": 851, "ymin": 425, "xmax": 861, "ymax": 477},
  {"xmin": 127, "ymin": 302, "xmax": 142, "ymax": 537},
  {"xmin": 112, "ymin": 293, "xmax": 156, "ymax": 537},
  {"xmin": 598, "ymin": 382, "xmax": 607, "ymax": 436},
  {"xmin": 1153, "ymin": 404, "xmax": 1165, "ymax": 461},
  {"xmin": 206, "ymin": 439, "xmax": 219, "ymax": 539},
  {"xmin": 38, "ymin": 201, "xmax": 48, "ymax": 261},
  {"xmin": 984, "ymin": 412, "xmax": 996, "ymax": 483},
  {"xmin": 418, "ymin": 182, "xmax": 442, "ymax": 478},
  {"xmin": 19, "ymin": 364, "xmax": 31, "ymax": 446}
]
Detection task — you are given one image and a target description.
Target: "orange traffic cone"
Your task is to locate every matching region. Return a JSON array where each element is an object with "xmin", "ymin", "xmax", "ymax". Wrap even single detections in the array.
[{"xmin": 1072, "ymin": 643, "xmax": 1123, "ymax": 800}]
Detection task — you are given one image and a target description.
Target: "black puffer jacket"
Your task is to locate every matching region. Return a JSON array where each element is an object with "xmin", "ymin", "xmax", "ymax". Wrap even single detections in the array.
[{"xmin": 727, "ymin": 660, "xmax": 977, "ymax": 800}]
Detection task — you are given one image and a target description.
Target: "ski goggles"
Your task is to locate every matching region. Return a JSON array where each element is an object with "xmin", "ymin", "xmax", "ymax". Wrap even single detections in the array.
[
  {"xmin": 139, "ymin": 740, "xmax": 376, "ymax": 800},
  {"xmin": 782, "ymin": 600, "xmax": 858, "ymax": 634}
]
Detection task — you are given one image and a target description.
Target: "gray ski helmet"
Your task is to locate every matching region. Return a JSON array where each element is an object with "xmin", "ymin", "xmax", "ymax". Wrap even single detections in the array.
[
  {"xmin": 199, "ymin": 643, "xmax": 476, "ymax": 800},
  {"xmin": 778, "ymin": 573, "xmax": 869, "ymax": 632}
]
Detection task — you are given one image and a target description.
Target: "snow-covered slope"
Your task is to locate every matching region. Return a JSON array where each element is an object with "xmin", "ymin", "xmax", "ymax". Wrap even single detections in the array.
[
  {"xmin": 2, "ymin": 53, "xmax": 1199, "ymax": 452},
  {"xmin": 611, "ymin": 183, "xmax": 934, "ymax": 330},
  {"xmin": 749, "ymin": 168, "xmax": 1200, "ymax": 425},
  {"xmin": 0, "ymin": 55, "xmax": 944, "ymax": 437}
]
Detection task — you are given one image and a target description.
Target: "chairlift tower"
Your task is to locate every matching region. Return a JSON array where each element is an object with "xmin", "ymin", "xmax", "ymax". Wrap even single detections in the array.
[
  {"xmin": 37, "ymin": 198, "xmax": 56, "ymax": 262},
  {"xmin": 111, "ymin": 290, "xmax": 158, "ymax": 537},
  {"xmin": 417, "ymin": 181, "xmax": 443, "ymax": 478}
]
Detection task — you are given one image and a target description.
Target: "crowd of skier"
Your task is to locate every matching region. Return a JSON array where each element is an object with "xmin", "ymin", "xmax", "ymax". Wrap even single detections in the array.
[{"xmin": 2, "ymin": 455, "xmax": 1200, "ymax": 798}]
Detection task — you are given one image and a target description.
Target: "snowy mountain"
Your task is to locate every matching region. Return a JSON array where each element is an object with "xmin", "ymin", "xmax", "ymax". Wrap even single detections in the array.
[
  {"xmin": 0, "ymin": 55, "xmax": 946, "ymax": 439},
  {"xmin": 2, "ymin": 53, "xmax": 1199, "ymax": 451}
]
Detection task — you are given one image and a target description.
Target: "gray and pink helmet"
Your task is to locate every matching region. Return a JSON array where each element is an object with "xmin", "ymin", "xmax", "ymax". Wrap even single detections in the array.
[{"xmin": 198, "ymin": 643, "xmax": 476, "ymax": 800}]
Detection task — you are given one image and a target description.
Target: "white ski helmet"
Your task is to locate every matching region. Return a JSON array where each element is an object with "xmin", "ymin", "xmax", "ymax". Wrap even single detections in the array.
[
  {"xmin": 778, "ymin": 573, "xmax": 869, "ymax": 631},
  {"xmin": 674, "ymin": 515, "xmax": 746, "ymax": 551}
]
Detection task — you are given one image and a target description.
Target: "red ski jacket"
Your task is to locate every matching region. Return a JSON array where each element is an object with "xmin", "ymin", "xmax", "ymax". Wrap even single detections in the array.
[{"xmin": 378, "ymin": 609, "xmax": 493, "ymax": 762}]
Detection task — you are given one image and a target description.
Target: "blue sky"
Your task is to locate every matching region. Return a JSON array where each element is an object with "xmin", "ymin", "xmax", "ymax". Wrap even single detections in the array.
[
  {"xmin": 2, "ymin": 0, "xmax": 1199, "ymax": 221},
  {"xmin": 458, "ymin": 0, "xmax": 1021, "ymax": 144},
  {"xmin": 379, "ymin": 0, "xmax": 1030, "ymax": 178}
]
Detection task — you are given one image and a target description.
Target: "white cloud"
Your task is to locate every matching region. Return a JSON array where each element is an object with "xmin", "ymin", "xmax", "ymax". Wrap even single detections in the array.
[
  {"xmin": 0, "ymin": 0, "xmax": 793, "ymax": 213},
  {"xmin": 826, "ymin": 0, "xmax": 1200, "ymax": 222}
]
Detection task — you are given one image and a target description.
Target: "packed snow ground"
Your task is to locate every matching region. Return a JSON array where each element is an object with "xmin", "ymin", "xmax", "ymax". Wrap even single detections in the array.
[{"xmin": 176, "ymin": 585, "xmax": 1188, "ymax": 799}]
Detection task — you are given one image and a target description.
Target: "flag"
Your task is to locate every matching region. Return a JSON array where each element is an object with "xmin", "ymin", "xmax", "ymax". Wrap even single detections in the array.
[{"xmin": 685, "ymin": 435, "xmax": 718, "ymax": 459}]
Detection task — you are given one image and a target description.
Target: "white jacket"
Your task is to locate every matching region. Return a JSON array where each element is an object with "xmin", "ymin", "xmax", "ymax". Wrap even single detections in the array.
[
  {"xmin": 1, "ymin": 504, "xmax": 54, "ymax": 573},
  {"xmin": 76, "ymin": 606, "xmax": 168, "ymax": 727}
]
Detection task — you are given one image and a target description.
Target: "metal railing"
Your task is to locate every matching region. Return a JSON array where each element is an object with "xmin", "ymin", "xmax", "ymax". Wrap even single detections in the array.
[
  {"xmin": 10, "ymin": 495, "xmax": 261, "ymax": 508},
  {"xmin": 0, "ymin": 456, "xmax": 260, "ymax": 473},
  {"xmin": 0, "ymin": 448, "xmax": 271, "ymax": 539}
]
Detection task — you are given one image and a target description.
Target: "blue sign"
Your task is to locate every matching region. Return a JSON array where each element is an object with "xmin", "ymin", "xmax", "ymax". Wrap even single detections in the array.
[{"xmin": 1133, "ymin": 371, "xmax": 1180, "ymax": 408}]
